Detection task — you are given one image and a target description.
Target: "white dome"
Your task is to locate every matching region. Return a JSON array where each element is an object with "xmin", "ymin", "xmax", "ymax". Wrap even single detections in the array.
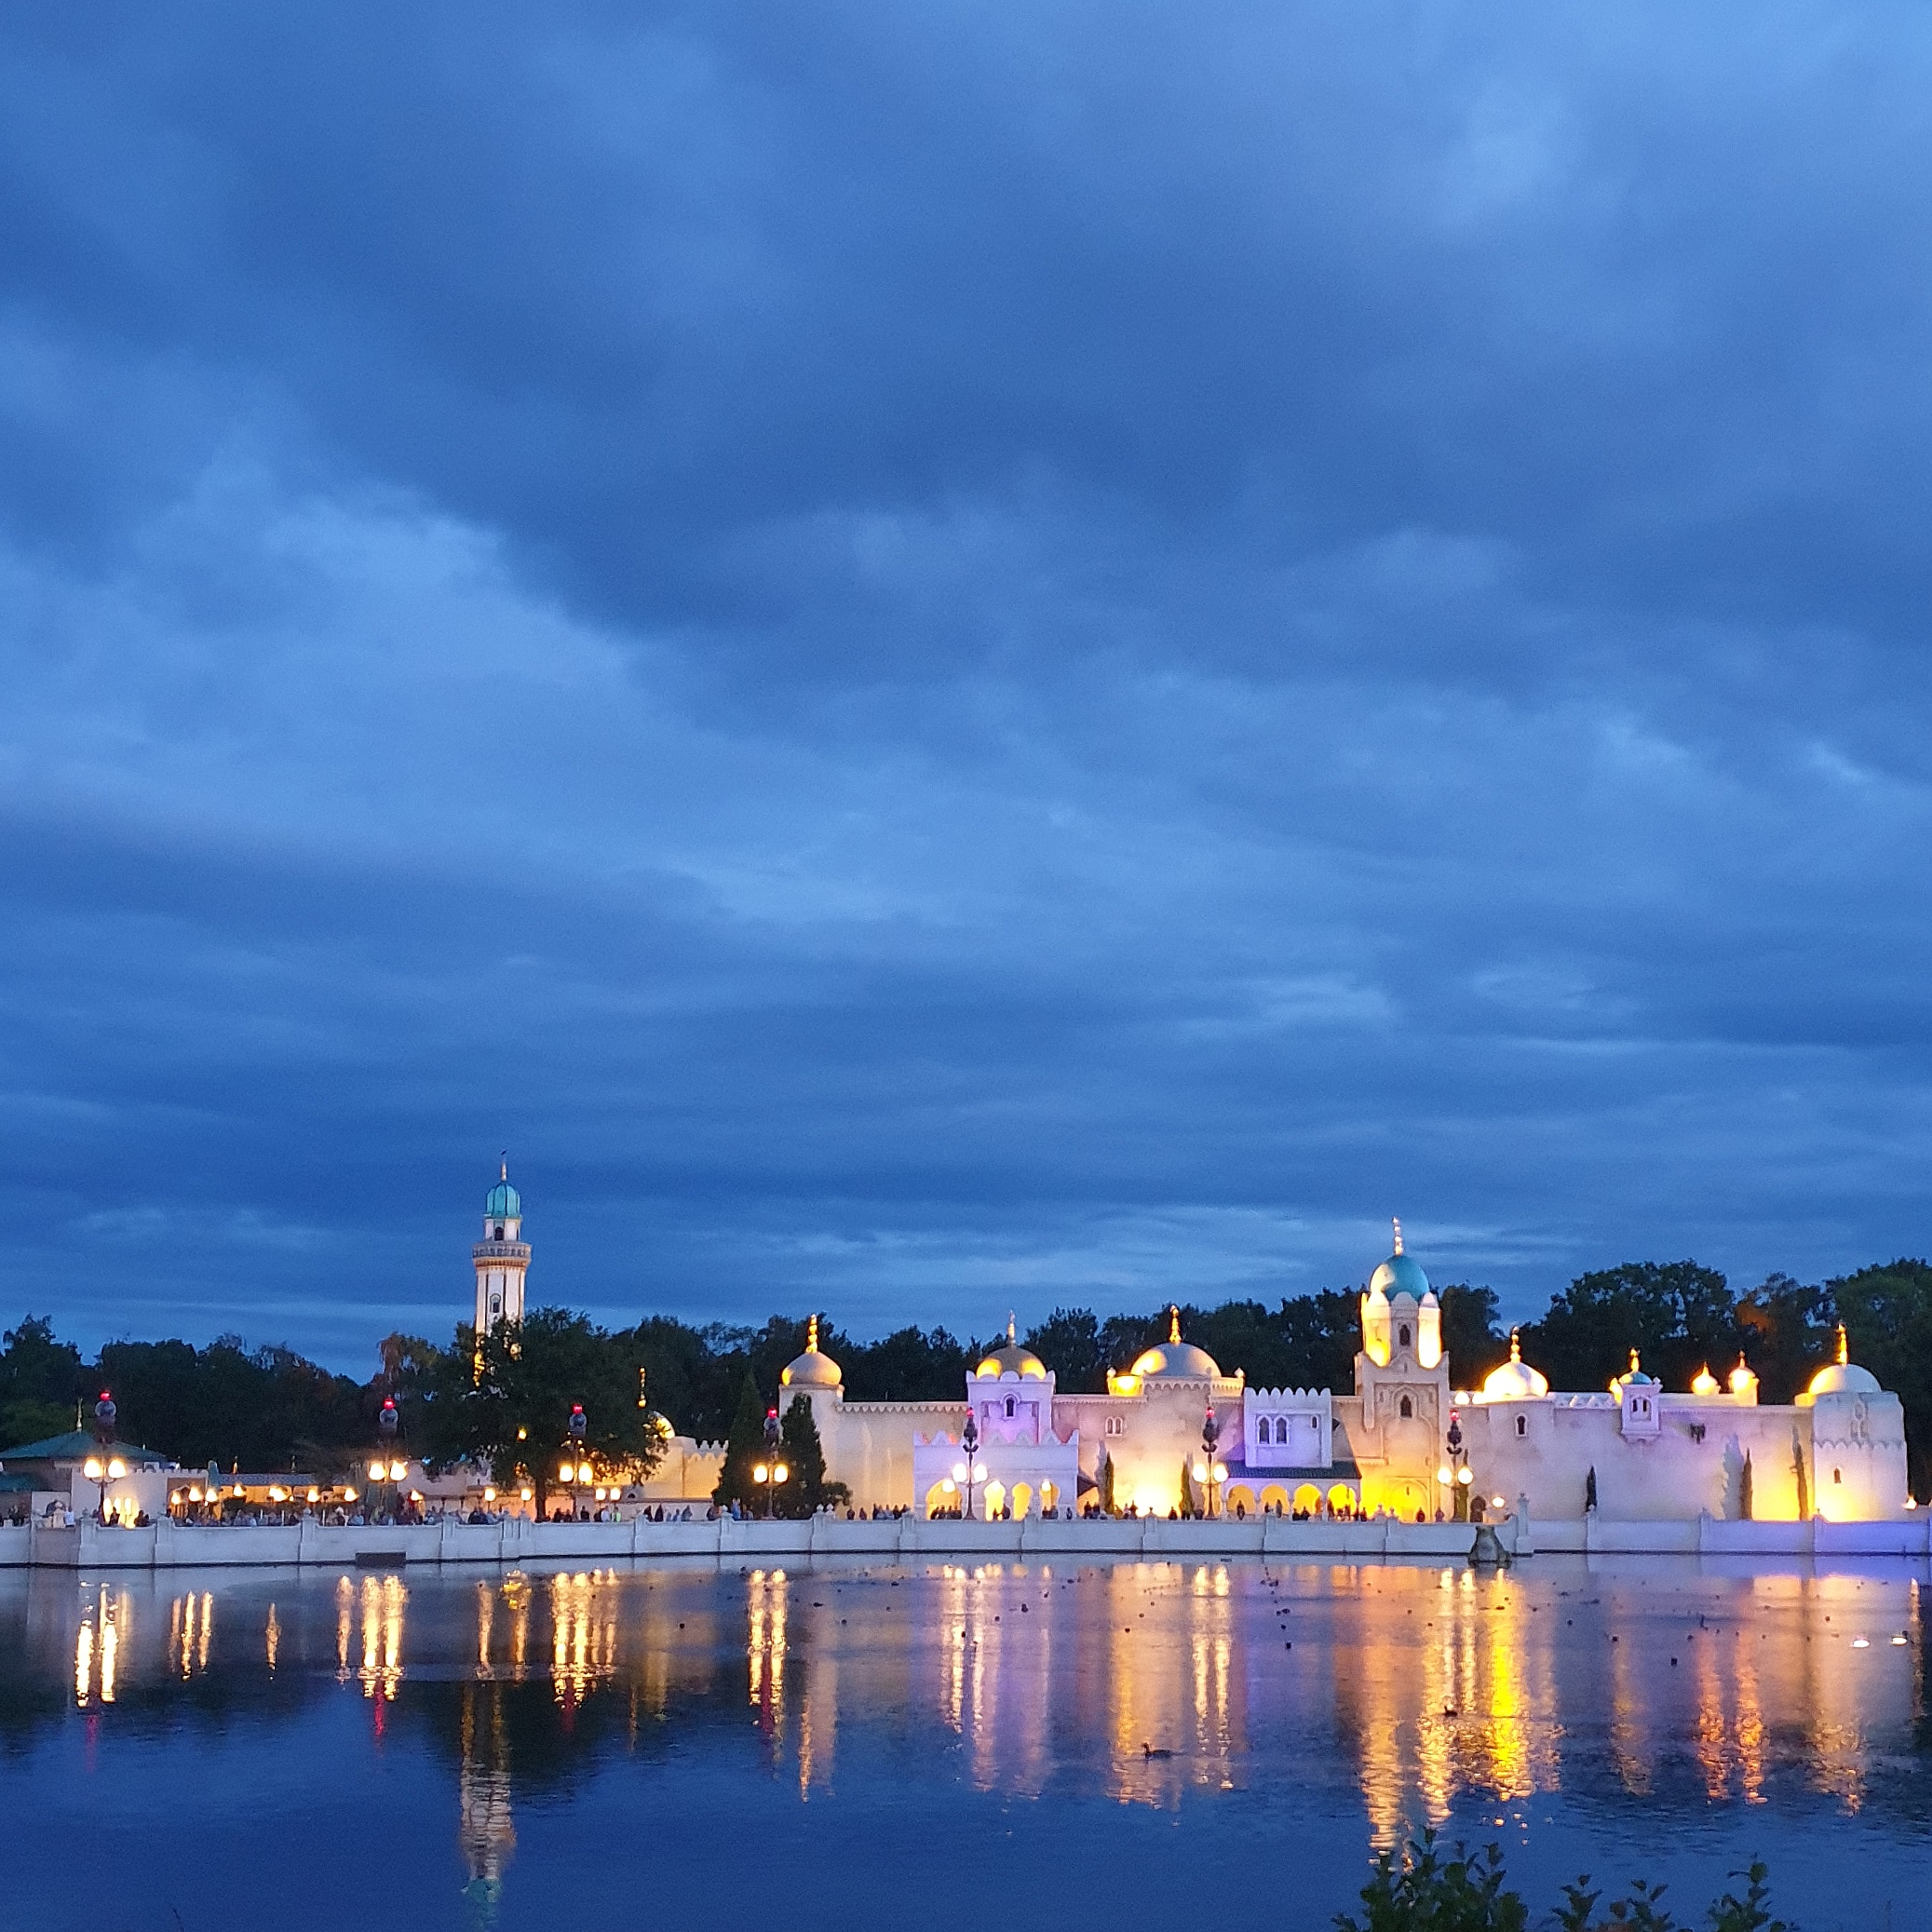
[
  {"xmin": 1804, "ymin": 1324, "xmax": 1880, "ymax": 1399},
  {"xmin": 780, "ymin": 1314, "xmax": 842, "ymax": 1389},
  {"xmin": 1480, "ymin": 1330, "xmax": 1548, "ymax": 1400},
  {"xmin": 1130, "ymin": 1306, "xmax": 1222, "ymax": 1381}
]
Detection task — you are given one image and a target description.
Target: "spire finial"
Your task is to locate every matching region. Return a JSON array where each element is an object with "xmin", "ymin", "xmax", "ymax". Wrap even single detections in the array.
[
  {"xmin": 1837, "ymin": 1321, "xmax": 1848, "ymax": 1366},
  {"xmin": 1392, "ymin": 1217, "xmax": 1404, "ymax": 1255},
  {"xmin": 1007, "ymin": 1311, "xmax": 1017, "ymax": 1344},
  {"xmin": 806, "ymin": 1312, "xmax": 819, "ymax": 1354},
  {"xmin": 500, "ymin": 1153, "xmax": 507, "ymax": 1182},
  {"xmin": 1509, "ymin": 1326, "xmax": 1521, "ymax": 1363},
  {"xmin": 1629, "ymin": 1346, "xmax": 1641, "ymax": 1374},
  {"xmin": 1169, "ymin": 1304, "xmax": 1182, "ymax": 1344}
]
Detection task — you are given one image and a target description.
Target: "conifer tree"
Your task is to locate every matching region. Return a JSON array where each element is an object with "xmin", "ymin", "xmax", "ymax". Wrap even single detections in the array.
[
  {"xmin": 712, "ymin": 1371, "xmax": 769, "ymax": 1509},
  {"xmin": 779, "ymin": 1393, "xmax": 829, "ymax": 1517}
]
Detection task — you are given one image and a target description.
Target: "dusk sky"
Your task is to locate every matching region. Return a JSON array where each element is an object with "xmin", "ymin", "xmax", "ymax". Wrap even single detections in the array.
[{"xmin": 6, "ymin": 7, "xmax": 1931, "ymax": 1372}]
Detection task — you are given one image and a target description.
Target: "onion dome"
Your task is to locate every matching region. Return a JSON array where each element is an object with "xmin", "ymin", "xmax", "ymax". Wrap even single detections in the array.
[
  {"xmin": 1369, "ymin": 1219, "xmax": 1431, "ymax": 1301},
  {"xmin": 484, "ymin": 1160, "xmax": 520, "ymax": 1221},
  {"xmin": 1610, "ymin": 1347, "xmax": 1657, "ymax": 1397},
  {"xmin": 1805, "ymin": 1323, "xmax": 1881, "ymax": 1398},
  {"xmin": 1129, "ymin": 1305, "xmax": 1223, "ymax": 1381},
  {"xmin": 1690, "ymin": 1365, "xmax": 1721, "ymax": 1396},
  {"xmin": 1728, "ymin": 1355, "xmax": 1759, "ymax": 1398},
  {"xmin": 780, "ymin": 1313, "xmax": 843, "ymax": 1389},
  {"xmin": 976, "ymin": 1312, "xmax": 1048, "ymax": 1380},
  {"xmin": 1480, "ymin": 1328, "xmax": 1549, "ymax": 1400}
]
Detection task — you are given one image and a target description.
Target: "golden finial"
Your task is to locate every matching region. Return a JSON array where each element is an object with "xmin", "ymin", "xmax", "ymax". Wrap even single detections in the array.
[
  {"xmin": 499, "ymin": 1155, "xmax": 507, "ymax": 1182},
  {"xmin": 806, "ymin": 1312, "xmax": 819, "ymax": 1354},
  {"xmin": 1392, "ymin": 1217, "xmax": 1404, "ymax": 1255},
  {"xmin": 1508, "ymin": 1327, "xmax": 1522, "ymax": 1363},
  {"xmin": 1007, "ymin": 1311, "xmax": 1017, "ymax": 1344},
  {"xmin": 1629, "ymin": 1346, "xmax": 1641, "ymax": 1374},
  {"xmin": 1168, "ymin": 1304, "xmax": 1182, "ymax": 1344},
  {"xmin": 1836, "ymin": 1321, "xmax": 1848, "ymax": 1366}
]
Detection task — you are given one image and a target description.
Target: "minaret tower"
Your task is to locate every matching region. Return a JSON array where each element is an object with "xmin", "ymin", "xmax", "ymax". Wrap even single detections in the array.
[{"xmin": 473, "ymin": 1161, "xmax": 530, "ymax": 1334}]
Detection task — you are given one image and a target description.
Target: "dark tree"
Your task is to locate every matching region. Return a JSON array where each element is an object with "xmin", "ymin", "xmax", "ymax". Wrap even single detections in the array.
[
  {"xmin": 844, "ymin": 1325, "xmax": 972, "ymax": 1401},
  {"xmin": 1023, "ymin": 1309, "xmax": 1106, "ymax": 1392},
  {"xmin": 0, "ymin": 1316, "xmax": 85, "ymax": 1449},
  {"xmin": 1735, "ymin": 1274, "xmax": 1835, "ymax": 1405},
  {"xmin": 1269, "ymin": 1290, "xmax": 1362, "ymax": 1392},
  {"xmin": 712, "ymin": 1371, "xmax": 771, "ymax": 1510},
  {"xmin": 1098, "ymin": 1309, "xmax": 1170, "ymax": 1374},
  {"xmin": 1828, "ymin": 1258, "xmax": 1932, "ymax": 1498},
  {"xmin": 427, "ymin": 1308, "xmax": 665, "ymax": 1511},
  {"xmin": 1438, "ymin": 1285, "xmax": 1507, "ymax": 1386},
  {"xmin": 1520, "ymin": 1261, "xmax": 1737, "ymax": 1395},
  {"xmin": 778, "ymin": 1394, "xmax": 846, "ymax": 1515}
]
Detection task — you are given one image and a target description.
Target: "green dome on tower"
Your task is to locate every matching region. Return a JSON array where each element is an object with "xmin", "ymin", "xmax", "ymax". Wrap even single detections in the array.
[{"xmin": 484, "ymin": 1162, "xmax": 520, "ymax": 1221}]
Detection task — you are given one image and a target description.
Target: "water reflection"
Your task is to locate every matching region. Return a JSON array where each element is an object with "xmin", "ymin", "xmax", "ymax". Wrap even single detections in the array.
[{"xmin": 9, "ymin": 1557, "xmax": 1932, "ymax": 1928}]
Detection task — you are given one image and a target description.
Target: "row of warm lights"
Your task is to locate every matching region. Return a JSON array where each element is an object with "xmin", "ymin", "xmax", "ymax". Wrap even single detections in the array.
[
  {"xmin": 368, "ymin": 1459, "xmax": 409, "ymax": 1482},
  {"xmin": 1191, "ymin": 1460, "xmax": 1229, "ymax": 1483},
  {"xmin": 753, "ymin": 1462, "xmax": 790, "ymax": 1483},
  {"xmin": 559, "ymin": 1460, "xmax": 595, "ymax": 1482},
  {"xmin": 82, "ymin": 1458, "xmax": 126, "ymax": 1481}
]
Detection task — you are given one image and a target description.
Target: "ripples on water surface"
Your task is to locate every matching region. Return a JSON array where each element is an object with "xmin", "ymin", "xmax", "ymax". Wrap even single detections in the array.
[{"xmin": 4, "ymin": 1557, "xmax": 1929, "ymax": 1930}]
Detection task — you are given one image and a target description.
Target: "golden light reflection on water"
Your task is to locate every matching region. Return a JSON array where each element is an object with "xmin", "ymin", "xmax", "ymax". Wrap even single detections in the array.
[
  {"xmin": 747, "ymin": 1567, "xmax": 788, "ymax": 1745},
  {"xmin": 37, "ymin": 1555, "xmax": 1932, "ymax": 1891},
  {"xmin": 358, "ymin": 1574, "xmax": 406, "ymax": 1700}
]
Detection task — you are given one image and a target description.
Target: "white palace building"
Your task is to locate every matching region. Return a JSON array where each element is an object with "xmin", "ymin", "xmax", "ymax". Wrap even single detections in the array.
[{"xmin": 487, "ymin": 1177, "xmax": 1912, "ymax": 1528}]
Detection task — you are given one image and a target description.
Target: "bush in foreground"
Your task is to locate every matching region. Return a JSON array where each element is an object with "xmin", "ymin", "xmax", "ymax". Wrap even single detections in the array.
[{"xmin": 1337, "ymin": 1833, "xmax": 1790, "ymax": 1932}]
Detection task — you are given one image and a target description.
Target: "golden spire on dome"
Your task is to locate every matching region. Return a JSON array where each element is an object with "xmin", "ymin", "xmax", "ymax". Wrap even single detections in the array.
[
  {"xmin": 1392, "ymin": 1217, "xmax": 1404, "ymax": 1255},
  {"xmin": 500, "ymin": 1155, "xmax": 508, "ymax": 1182},
  {"xmin": 1168, "ymin": 1304, "xmax": 1182, "ymax": 1344},
  {"xmin": 1836, "ymin": 1321, "xmax": 1849, "ymax": 1366},
  {"xmin": 1508, "ymin": 1327, "xmax": 1522, "ymax": 1363},
  {"xmin": 805, "ymin": 1312, "xmax": 820, "ymax": 1354},
  {"xmin": 1007, "ymin": 1311, "xmax": 1017, "ymax": 1344}
]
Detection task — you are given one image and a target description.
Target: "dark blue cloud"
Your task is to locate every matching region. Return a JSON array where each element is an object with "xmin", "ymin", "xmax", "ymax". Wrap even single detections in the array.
[{"xmin": 1, "ymin": 4, "xmax": 1929, "ymax": 1371}]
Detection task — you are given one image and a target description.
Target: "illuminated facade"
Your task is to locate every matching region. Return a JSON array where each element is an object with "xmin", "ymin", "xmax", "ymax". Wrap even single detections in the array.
[{"xmin": 745, "ymin": 1224, "xmax": 1913, "ymax": 1525}]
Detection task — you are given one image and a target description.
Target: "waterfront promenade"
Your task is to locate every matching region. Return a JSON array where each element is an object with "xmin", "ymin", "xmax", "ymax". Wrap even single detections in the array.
[{"xmin": 4, "ymin": 1507, "xmax": 1926, "ymax": 1569}]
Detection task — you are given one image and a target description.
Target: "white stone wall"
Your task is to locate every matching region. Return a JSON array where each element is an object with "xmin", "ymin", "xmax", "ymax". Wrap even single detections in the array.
[{"xmin": 1455, "ymin": 1390, "xmax": 1910, "ymax": 1521}]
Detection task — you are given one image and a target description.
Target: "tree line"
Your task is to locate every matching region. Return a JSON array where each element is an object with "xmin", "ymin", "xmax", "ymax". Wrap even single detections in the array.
[{"xmin": 5, "ymin": 1251, "xmax": 1930, "ymax": 1496}]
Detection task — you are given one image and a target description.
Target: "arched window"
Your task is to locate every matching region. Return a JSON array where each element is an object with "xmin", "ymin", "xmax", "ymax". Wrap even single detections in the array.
[
  {"xmin": 494, "ymin": 1224, "xmax": 505, "ymax": 1239},
  {"xmin": 1515, "ymin": 1414, "xmax": 1527, "ymax": 1438},
  {"xmin": 1004, "ymin": 1396, "xmax": 1016, "ymax": 1419},
  {"xmin": 1398, "ymin": 1324, "xmax": 1411, "ymax": 1347},
  {"xmin": 1276, "ymin": 1417, "xmax": 1290, "ymax": 1443},
  {"xmin": 1833, "ymin": 1466, "xmax": 1843, "ymax": 1484},
  {"xmin": 1398, "ymin": 1396, "xmax": 1412, "ymax": 1419}
]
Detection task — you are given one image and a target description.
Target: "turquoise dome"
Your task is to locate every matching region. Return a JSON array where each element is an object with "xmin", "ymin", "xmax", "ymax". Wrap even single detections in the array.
[
  {"xmin": 484, "ymin": 1174, "xmax": 520, "ymax": 1220},
  {"xmin": 1369, "ymin": 1251, "xmax": 1430, "ymax": 1300}
]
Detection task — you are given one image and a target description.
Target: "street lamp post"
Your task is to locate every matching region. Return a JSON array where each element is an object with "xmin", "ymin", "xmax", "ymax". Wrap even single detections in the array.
[
  {"xmin": 955, "ymin": 1411, "xmax": 984, "ymax": 1520},
  {"xmin": 85, "ymin": 1392, "xmax": 123, "ymax": 1527},
  {"xmin": 1193, "ymin": 1406, "xmax": 1227, "ymax": 1519},
  {"xmin": 559, "ymin": 1403, "xmax": 590, "ymax": 1520},
  {"xmin": 1446, "ymin": 1412, "xmax": 1469, "ymax": 1521},
  {"xmin": 758, "ymin": 1408, "xmax": 786, "ymax": 1518}
]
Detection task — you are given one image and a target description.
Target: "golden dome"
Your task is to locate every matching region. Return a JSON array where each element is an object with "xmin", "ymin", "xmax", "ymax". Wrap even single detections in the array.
[
  {"xmin": 976, "ymin": 1312, "xmax": 1047, "ymax": 1380},
  {"xmin": 1129, "ymin": 1306, "xmax": 1222, "ymax": 1382},
  {"xmin": 779, "ymin": 1313, "xmax": 843, "ymax": 1389},
  {"xmin": 1479, "ymin": 1329, "xmax": 1548, "ymax": 1400},
  {"xmin": 1690, "ymin": 1364, "xmax": 1720, "ymax": 1396}
]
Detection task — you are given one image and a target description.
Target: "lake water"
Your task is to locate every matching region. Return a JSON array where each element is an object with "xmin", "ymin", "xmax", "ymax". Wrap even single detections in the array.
[{"xmin": 5, "ymin": 1555, "xmax": 1929, "ymax": 1932}]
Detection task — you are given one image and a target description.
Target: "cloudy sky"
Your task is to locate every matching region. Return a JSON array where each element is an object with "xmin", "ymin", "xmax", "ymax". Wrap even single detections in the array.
[{"xmin": 4, "ymin": 6, "xmax": 1930, "ymax": 1371}]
